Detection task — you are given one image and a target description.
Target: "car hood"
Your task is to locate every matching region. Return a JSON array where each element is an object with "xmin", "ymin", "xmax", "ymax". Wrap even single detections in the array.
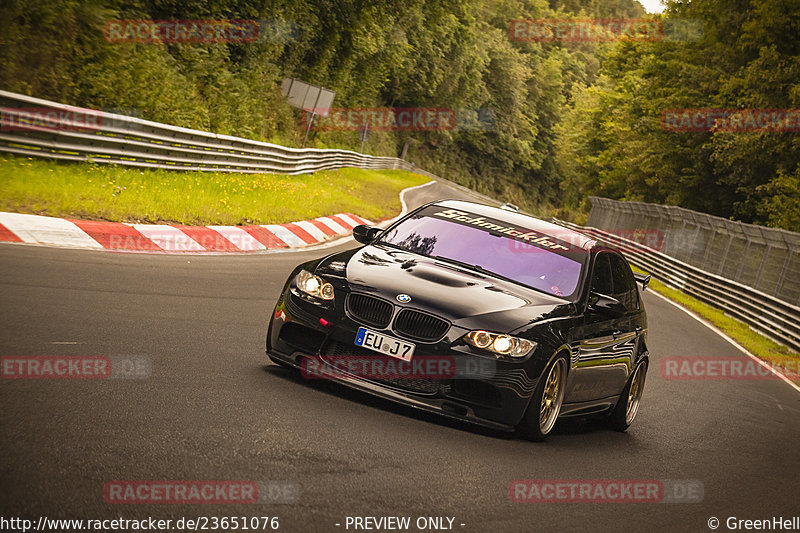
[{"xmin": 316, "ymin": 245, "xmax": 574, "ymax": 331}]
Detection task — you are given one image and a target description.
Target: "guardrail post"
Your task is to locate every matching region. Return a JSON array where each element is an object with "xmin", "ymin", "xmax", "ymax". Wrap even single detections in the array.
[{"xmin": 717, "ymin": 232, "xmax": 735, "ymax": 276}]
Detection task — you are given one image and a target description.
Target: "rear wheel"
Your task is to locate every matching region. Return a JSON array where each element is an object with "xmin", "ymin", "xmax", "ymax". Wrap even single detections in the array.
[
  {"xmin": 608, "ymin": 359, "xmax": 647, "ymax": 432},
  {"xmin": 518, "ymin": 354, "xmax": 569, "ymax": 442}
]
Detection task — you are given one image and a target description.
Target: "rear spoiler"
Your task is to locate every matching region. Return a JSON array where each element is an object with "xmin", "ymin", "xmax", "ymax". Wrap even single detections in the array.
[{"xmin": 634, "ymin": 272, "xmax": 651, "ymax": 291}]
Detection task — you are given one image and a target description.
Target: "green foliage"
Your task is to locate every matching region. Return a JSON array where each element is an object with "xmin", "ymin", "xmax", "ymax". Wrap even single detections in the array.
[
  {"xmin": 756, "ymin": 169, "xmax": 800, "ymax": 231},
  {"xmin": 554, "ymin": 0, "xmax": 800, "ymax": 230},
  {"xmin": 9, "ymin": 0, "xmax": 793, "ymax": 231}
]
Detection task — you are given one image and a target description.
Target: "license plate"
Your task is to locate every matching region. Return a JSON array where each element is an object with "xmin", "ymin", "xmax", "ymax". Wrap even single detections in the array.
[{"xmin": 355, "ymin": 327, "xmax": 415, "ymax": 361}]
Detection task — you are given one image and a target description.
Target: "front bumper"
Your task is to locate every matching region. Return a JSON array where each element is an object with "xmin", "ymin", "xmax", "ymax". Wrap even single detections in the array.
[
  {"xmin": 266, "ymin": 287, "xmax": 541, "ymax": 431},
  {"xmin": 267, "ymin": 350, "xmax": 514, "ymax": 432}
]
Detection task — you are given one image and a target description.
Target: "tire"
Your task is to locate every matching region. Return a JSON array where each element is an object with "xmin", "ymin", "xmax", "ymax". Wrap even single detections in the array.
[
  {"xmin": 608, "ymin": 359, "xmax": 647, "ymax": 432},
  {"xmin": 517, "ymin": 353, "xmax": 569, "ymax": 442}
]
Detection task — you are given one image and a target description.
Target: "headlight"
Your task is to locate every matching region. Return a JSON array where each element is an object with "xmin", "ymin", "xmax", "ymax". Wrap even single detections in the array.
[
  {"xmin": 295, "ymin": 269, "xmax": 334, "ymax": 301},
  {"xmin": 464, "ymin": 330, "xmax": 536, "ymax": 358}
]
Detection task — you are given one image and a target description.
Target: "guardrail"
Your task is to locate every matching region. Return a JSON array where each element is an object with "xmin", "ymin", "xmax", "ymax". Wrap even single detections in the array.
[
  {"xmin": 554, "ymin": 219, "xmax": 800, "ymax": 353},
  {"xmin": 587, "ymin": 196, "xmax": 800, "ymax": 306},
  {"xmin": 0, "ymin": 90, "xmax": 436, "ymax": 178}
]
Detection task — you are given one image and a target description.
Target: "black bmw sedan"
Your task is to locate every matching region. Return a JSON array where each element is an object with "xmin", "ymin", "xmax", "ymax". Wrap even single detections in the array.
[{"xmin": 267, "ymin": 200, "xmax": 649, "ymax": 440}]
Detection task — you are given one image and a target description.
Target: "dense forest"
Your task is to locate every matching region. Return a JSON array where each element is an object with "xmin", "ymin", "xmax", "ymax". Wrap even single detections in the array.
[{"xmin": 1, "ymin": 0, "xmax": 798, "ymax": 229}]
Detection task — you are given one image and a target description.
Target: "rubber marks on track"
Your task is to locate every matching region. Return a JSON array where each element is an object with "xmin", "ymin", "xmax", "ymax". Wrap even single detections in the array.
[{"xmin": 0, "ymin": 212, "xmax": 370, "ymax": 253}]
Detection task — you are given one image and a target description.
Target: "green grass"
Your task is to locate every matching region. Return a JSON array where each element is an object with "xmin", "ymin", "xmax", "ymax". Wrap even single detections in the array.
[
  {"xmin": 633, "ymin": 266, "xmax": 799, "ymax": 384},
  {"xmin": 0, "ymin": 155, "xmax": 430, "ymax": 225}
]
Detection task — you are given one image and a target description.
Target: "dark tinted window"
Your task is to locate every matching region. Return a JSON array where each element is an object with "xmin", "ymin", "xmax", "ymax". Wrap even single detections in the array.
[
  {"xmin": 590, "ymin": 254, "xmax": 614, "ymax": 295},
  {"xmin": 609, "ymin": 253, "xmax": 638, "ymax": 311}
]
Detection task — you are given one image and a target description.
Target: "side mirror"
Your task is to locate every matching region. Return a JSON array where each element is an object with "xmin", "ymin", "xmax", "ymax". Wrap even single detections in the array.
[
  {"xmin": 353, "ymin": 224, "xmax": 383, "ymax": 245},
  {"xmin": 589, "ymin": 292, "xmax": 627, "ymax": 317},
  {"xmin": 634, "ymin": 272, "xmax": 651, "ymax": 291}
]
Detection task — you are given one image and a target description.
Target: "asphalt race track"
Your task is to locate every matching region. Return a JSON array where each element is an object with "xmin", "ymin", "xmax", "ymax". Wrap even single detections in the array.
[{"xmin": 1, "ymin": 181, "xmax": 799, "ymax": 533}]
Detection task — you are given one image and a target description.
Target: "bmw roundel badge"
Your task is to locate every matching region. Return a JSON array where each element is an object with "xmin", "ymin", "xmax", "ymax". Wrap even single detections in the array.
[{"xmin": 396, "ymin": 294, "xmax": 411, "ymax": 303}]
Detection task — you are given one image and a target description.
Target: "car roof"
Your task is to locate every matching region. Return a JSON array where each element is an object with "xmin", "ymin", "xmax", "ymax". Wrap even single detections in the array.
[{"xmin": 429, "ymin": 199, "xmax": 598, "ymax": 251}]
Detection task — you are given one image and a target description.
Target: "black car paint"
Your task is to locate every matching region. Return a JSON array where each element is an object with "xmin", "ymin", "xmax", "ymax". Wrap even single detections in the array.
[{"xmin": 266, "ymin": 200, "xmax": 648, "ymax": 432}]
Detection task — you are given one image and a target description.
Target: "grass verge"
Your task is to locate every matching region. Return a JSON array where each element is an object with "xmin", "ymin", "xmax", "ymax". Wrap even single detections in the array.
[
  {"xmin": 0, "ymin": 155, "xmax": 430, "ymax": 225},
  {"xmin": 633, "ymin": 266, "xmax": 799, "ymax": 385}
]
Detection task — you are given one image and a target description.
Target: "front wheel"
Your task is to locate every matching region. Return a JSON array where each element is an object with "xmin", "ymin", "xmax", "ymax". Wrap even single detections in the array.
[
  {"xmin": 607, "ymin": 359, "xmax": 647, "ymax": 432},
  {"xmin": 517, "ymin": 354, "xmax": 569, "ymax": 442}
]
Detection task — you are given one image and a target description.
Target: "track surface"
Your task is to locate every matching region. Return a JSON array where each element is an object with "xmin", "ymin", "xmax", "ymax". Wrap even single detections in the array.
[{"xmin": 1, "ymin": 181, "xmax": 798, "ymax": 532}]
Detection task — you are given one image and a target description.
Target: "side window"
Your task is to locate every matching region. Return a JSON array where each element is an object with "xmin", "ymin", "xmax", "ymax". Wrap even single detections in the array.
[
  {"xmin": 609, "ymin": 253, "xmax": 639, "ymax": 311},
  {"xmin": 590, "ymin": 254, "xmax": 614, "ymax": 295}
]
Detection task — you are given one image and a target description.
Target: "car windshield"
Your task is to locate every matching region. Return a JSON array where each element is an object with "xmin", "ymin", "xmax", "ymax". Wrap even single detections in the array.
[{"xmin": 378, "ymin": 207, "xmax": 586, "ymax": 298}]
